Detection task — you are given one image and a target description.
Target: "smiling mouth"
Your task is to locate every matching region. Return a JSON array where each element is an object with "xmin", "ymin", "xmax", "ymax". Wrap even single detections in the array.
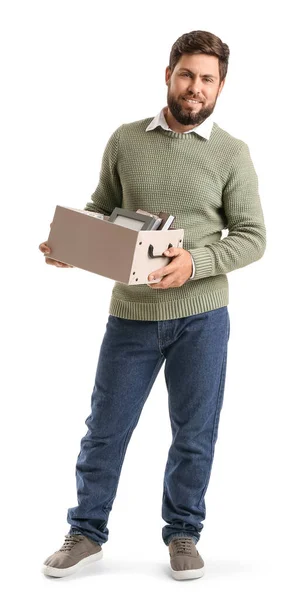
[{"xmin": 182, "ymin": 97, "xmax": 202, "ymax": 106}]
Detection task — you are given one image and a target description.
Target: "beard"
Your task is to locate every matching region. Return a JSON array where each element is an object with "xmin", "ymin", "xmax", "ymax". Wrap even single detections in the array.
[{"xmin": 167, "ymin": 89, "xmax": 218, "ymax": 126}]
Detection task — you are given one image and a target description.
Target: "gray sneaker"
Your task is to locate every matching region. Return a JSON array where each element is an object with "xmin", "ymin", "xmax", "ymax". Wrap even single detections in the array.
[
  {"xmin": 42, "ymin": 534, "xmax": 103, "ymax": 578},
  {"xmin": 169, "ymin": 537, "xmax": 205, "ymax": 580}
]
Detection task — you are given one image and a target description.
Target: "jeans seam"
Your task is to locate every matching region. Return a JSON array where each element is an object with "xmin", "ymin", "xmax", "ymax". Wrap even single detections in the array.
[
  {"xmin": 157, "ymin": 321, "xmax": 166, "ymax": 357},
  {"xmin": 197, "ymin": 342, "xmax": 228, "ymax": 508},
  {"xmin": 111, "ymin": 355, "xmax": 165, "ymax": 505}
]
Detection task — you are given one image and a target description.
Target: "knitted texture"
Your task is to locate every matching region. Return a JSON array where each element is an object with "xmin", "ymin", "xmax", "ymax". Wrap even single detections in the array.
[{"xmin": 83, "ymin": 118, "xmax": 266, "ymax": 321}]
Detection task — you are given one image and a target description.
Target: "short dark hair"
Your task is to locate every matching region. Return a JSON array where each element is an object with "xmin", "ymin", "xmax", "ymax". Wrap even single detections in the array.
[{"xmin": 169, "ymin": 30, "xmax": 230, "ymax": 84}]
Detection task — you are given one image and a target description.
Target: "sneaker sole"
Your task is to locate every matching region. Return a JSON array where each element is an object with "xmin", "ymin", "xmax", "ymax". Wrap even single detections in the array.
[
  {"xmin": 42, "ymin": 548, "xmax": 103, "ymax": 578},
  {"xmin": 171, "ymin": 565, "xmax": 205, "ymax": 580}
]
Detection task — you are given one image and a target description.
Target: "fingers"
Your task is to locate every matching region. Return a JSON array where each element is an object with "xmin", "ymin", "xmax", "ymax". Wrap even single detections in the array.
[
  {"xmin": 39, "ymin": 242, "xmax": 51, "ymax": 253},
  {"xmin": 39, "ymin": 241, "xmax": 73, "ymax": 267},
  {"xmin": 44, "ymin": 257, "xmax": 73, "ymax": 267},
  {"xmin": 148, "ymin": 275, "xmax": 170, "ymax": 288}
]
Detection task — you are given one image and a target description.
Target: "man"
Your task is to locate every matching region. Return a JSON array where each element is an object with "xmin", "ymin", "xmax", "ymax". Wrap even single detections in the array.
[{"xmin": 39, "ymin": 30, "xmax": 266, "ymax": 580}]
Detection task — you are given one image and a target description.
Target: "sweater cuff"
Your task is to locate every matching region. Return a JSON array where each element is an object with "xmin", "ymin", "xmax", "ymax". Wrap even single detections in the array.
[
  {"xmin": 189, "ymin": 255, "xmax": 195, "ymax": 279},
  {"xmin": 188, "ymin": 247, "xmax": 214, "ymax": 279}
]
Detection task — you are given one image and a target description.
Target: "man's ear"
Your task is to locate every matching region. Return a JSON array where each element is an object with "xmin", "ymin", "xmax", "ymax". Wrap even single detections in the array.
[
  {"xmin": 218, "ymin": 78, "xmax": 225, "ymax": 95},
  {"xmin": 165, "ymin": 66, "xmax": 171, "ymax": 86}
]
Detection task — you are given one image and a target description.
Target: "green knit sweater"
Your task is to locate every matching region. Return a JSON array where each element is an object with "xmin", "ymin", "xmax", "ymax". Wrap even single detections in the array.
[{"xmin": 83, "ymin": 118, "xmax": 266, "ymax": 321}]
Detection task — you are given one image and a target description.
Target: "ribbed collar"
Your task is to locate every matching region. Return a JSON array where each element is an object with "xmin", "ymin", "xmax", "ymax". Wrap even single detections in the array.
[{"xmin": 145, "ymin": 106, "xmax": 214, "ymax": 140}]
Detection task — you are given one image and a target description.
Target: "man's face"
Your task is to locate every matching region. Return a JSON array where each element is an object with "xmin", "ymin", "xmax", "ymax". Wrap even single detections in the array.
[{"xmin": 165, "ymin": 53, "xmax": 225, "ymax": 128}]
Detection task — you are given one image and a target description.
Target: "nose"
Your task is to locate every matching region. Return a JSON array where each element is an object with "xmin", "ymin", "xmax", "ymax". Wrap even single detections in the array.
[{"xmin": 187, "ymin": 77, "xmax": 203, "ymax": 97}]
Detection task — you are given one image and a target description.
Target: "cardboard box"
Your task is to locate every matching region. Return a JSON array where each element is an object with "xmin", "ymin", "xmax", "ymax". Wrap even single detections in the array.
[{"xmin": 46, "ymin": 205, "xmax": 184, "ymax": 285}]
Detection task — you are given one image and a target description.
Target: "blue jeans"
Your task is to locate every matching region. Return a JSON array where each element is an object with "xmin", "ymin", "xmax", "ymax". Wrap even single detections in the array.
[{"xmin": 67, "ymin": 306, "xmax": 230, "ymax": 546}]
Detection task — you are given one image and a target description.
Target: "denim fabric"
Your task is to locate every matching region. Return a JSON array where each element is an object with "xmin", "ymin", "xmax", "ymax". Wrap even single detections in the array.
[{"xmin": 67, "ymin": 306, "xmax": 230, "ymax": 546}]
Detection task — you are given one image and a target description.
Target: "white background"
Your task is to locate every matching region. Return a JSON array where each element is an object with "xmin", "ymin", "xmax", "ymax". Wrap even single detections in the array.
[{"xmin": 1, "ymin": 0, "xmax": 301, "ymax": 598}]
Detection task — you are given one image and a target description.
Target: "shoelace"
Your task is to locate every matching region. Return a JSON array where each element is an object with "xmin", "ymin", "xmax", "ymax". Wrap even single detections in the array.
[
  {"xmin": 59, "ymin": 534, "xmax": 83, "ymax": 552},
  {"xmin": 171, "ymin": 537, "xmax": 194, "ymax": 555}
]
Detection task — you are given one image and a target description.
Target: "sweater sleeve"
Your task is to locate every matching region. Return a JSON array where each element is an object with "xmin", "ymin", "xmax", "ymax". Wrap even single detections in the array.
[
  {"xmin": 188, "ymin": 142, "xmax": 266, "ymax": 280},
  {"xmin": 83, "ymin": 127, "xmax": 123, "ymax": 215}
]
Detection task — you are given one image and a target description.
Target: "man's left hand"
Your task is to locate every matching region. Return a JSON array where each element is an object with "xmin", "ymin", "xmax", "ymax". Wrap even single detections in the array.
[{"xmin": 147, "ymin": 247, "xmax": 193, "ymax": 289}]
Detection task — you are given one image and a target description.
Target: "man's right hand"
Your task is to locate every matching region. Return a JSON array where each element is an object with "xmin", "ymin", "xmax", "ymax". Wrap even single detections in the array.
[{"xmin": 39, "ymin": 222, "xmax": 74, "ymax": 268}]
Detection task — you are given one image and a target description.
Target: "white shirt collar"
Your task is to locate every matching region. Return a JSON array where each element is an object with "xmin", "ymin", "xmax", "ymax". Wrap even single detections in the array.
[{"xmin": 145, "ymin": 107, "xmax": 213, "ymax": 140}]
